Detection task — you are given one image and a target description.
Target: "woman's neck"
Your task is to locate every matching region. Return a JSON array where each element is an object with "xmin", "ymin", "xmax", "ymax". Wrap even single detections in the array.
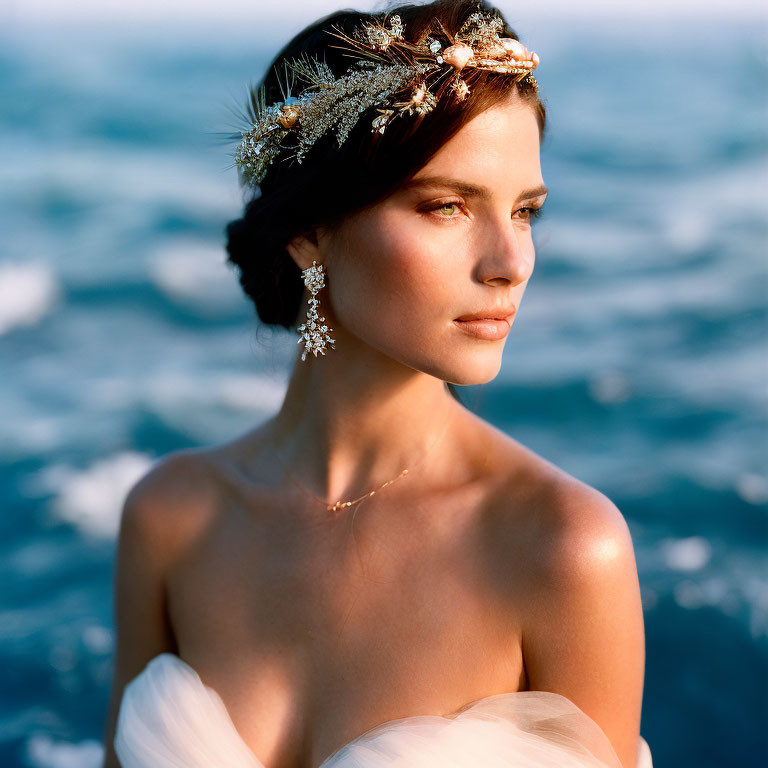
[{"xmin": 266, "ymin": 346, "xmax": 462, "ymax": 505}]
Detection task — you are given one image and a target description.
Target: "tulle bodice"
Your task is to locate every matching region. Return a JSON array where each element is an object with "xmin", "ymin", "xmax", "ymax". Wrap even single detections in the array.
[{"xmin": 114, "ymin": 653, "xmax": 653, "ymax": 768}]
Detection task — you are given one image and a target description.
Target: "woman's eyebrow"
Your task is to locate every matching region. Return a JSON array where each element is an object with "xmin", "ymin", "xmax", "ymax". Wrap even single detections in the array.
[{"xmin": 403, "ymin": 175, "xmax": 548, "ymax": 202}]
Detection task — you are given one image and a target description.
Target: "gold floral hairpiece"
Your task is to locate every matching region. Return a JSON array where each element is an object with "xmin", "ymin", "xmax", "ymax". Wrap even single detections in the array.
[{"xmin": 233, "ymin": 7, "xmax": 539, "ymax": 187}]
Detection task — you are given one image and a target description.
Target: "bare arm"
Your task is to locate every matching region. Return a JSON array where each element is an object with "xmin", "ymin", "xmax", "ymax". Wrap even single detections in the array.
[
  {"xmin": 100, "ymin": 456, "xmax": 188, "ymax": 767},
  {"xmin": 520, "ymin": 484, "xmax": 647, "ymax": 768}
]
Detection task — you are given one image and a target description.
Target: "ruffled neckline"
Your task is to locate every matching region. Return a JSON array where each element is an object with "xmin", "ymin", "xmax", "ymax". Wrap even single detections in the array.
[{"xmin": 118, "ymin": 652, "xmax": 626, "ymax": 768}]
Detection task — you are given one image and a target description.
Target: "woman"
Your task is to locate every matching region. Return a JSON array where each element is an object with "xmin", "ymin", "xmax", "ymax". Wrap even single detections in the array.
[{"xmin": 102, "ymin": 1, "xmax": 654, "ymax": 766}]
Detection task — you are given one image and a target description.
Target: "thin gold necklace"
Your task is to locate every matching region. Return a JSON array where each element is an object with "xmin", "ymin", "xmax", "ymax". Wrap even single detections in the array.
[{"xmin": 274, "ymin": 408, "xmax": 456, "ymax": 514}]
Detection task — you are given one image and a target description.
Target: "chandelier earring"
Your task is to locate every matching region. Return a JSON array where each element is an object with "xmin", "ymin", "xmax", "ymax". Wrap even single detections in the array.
[{"xmin": 297, "ymin": 260, "xmax": 336, "ymax": 361}]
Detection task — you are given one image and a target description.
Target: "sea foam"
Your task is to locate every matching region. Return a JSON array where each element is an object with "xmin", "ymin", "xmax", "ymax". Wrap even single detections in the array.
[
  {"xmin": 0, "ymin": 261, "xmax": 59, "ymax": 335},
  {"xmin": 41, "ymin": 452, "xmax": 155, "ymax": 539}
]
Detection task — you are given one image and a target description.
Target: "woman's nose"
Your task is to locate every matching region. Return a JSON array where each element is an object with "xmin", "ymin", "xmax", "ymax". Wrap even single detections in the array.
[{"xmin": 477, "ymin": 223, "xmax": 534, "ymax": 287}]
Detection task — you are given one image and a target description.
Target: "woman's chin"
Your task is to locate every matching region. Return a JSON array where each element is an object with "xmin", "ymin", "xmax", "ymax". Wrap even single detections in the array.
[{"xmin": 443, "ymin": 355, "xmax": 504, "ymax": 387}]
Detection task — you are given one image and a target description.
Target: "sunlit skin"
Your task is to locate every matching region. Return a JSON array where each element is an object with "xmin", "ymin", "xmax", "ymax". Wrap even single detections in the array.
[
  {"xmin": 270, "ymin": 90, "xmax": 548, "ymax": 505},
  {"xmin": 101, "ymin": 90, "xmax": 646, "ymax": 768},
  {"xmin": 303, "ymin": 95, "xmax": 546, "ymax": 389}
]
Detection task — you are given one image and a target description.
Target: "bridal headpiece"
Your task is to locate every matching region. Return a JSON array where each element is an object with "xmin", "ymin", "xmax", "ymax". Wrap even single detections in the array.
[{"xmin": 234, "ymin": 7, "xmax": 539, "ymax": 187}]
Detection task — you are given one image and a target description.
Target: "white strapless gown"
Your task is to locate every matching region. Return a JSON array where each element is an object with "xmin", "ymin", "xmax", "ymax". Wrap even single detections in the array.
[{"xmin": 114, "ymin": 653, "xmax": 654, "ymax": 768}]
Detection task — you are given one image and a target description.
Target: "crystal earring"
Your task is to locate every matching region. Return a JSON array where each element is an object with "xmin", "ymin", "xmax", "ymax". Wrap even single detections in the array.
[{"xmin": 297, "ymin": 260, "xmax": 336, "ymax": 361}]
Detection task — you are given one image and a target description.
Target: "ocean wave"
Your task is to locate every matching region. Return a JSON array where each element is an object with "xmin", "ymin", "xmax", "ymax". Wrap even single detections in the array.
[
  {"xmin": 0, "ymin": 140, "xmax": 241, "ymax": 222},
  {"xmin": 0, "ymin": 262, "xmax": 59, "ymax": 335},
  {"xmin": 660, "ymin": 536, "xmax": 713, "ymax": 571},
  {"xmin": 24, "ymin": 734, "xmax": 103, "ymax": 768},
  {"xmin": 148, "ymin": 238, "xmax": 246, "ymax": 314},
  {"xmin": 38, "ymin": 452, "xmax": 154, "ymax": 539},
  {"xmin": 215, "ymin": 373, "xmax": 288, "ymax": 412}
]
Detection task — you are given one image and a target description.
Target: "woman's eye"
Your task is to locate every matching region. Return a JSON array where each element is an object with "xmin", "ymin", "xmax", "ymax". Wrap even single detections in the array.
[
  {"xmin": 517, "ymin": 206, "xmax": 545, "ymax": 222},
  {"xmin": 425, "ymin": 201, "xmax": 545, "ymax": 222},
  {"xmin": 427, "ymin": 201, "xmax": 463, "ymax": 218}
]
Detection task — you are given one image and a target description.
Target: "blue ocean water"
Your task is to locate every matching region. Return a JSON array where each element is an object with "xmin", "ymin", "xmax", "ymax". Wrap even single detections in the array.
[{"xmin": 1, "ymin": 14, "xmax": 766, "ymax": 768}]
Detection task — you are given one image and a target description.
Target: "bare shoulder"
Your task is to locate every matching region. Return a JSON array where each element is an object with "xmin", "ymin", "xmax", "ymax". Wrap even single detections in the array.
[
  {"xmin": 119, "ymin": 446, "xmax": 225, "ymax": 559},
  {"xmin": 480, "ymin": 430, "xmax": 645, "ymax": 768},
  {"xmin": 119, "ymin": 418, "xmax": 280, "ymax": 541},
  {"xmin": 477, "ymin": 418, "xmax": 633, "ymax": 567},
  {"xmin": 475, "ymin": 418, "xmax": 638, "ymax": 608},
  {"xmin": 101, "ymin": 448, "xmax": 223, "ymax": 767},
  {"xmin": 518, "ymin": 459, "xmax": 634, "ymax": 572}
]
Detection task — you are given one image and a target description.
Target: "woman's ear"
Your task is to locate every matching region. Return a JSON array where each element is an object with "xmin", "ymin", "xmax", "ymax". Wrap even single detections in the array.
[{"xmin": 285, "ymin": 230, "xmax": 320, "ymax": 272}]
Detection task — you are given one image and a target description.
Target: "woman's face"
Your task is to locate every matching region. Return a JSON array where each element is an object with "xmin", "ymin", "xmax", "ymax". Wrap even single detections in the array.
[{"xmin": 298, "ymin": 93, "xmax": 547, "ymax": 386}]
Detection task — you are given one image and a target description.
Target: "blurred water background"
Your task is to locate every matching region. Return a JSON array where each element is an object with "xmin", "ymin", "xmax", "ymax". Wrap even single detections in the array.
[{"xmin": 1, "ymin": 3, "xmax": 767, "ymax": 767}]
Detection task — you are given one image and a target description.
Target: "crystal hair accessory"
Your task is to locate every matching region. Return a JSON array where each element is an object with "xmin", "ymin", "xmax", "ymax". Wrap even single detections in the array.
[{"xmin": 233, "ymin": 7, "xmax": 539, "ymax": 186}]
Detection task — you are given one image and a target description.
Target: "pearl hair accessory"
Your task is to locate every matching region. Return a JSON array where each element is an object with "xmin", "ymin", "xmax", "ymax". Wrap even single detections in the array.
[{"xmin": 233, "ymin": 6, "xmax": 539, "ymax": 187}]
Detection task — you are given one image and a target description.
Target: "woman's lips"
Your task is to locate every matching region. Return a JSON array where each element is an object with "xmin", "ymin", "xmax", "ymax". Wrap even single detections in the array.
[{"xmin": 453, "ymin": 317, "xmax": 511, "ymax": 340}]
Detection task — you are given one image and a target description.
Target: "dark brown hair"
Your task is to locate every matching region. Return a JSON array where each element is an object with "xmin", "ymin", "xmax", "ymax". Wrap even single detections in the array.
[{"xmin": 225, "ymin": 0, "xmax": 547, "ymax": 400}]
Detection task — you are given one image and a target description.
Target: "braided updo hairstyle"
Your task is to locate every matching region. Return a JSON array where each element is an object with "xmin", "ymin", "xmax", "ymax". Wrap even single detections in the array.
[{"xmin": 225, "ymin": 0, "xmax": 547, "ymax": 399}]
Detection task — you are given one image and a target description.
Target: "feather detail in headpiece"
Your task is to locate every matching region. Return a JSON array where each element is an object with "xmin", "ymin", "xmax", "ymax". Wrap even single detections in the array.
[{"xmin": 233, "ymin": 8, "xmax": 539, "ymax": 187}]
